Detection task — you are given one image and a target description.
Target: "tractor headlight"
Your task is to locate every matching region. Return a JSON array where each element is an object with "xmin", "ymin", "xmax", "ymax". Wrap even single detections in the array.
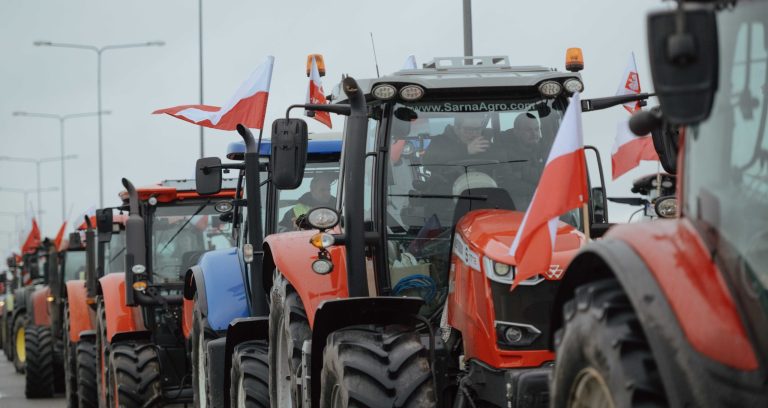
[
  {"xmin": 563, "ymin": 79, "xmax": 584, "ymax": 94},
  {"xmin": 654, "ymin": 196, "xmax": 678, "ymax": 218},
  {"xmin": 372, "ymin": 84, "xmax": 397, "ymax": 100},
  {"xmin": 306, "ymin": 207, "xmax": 340, "ymax": 230},
  {"xmin": 483, "ymin": 256, "xmax": 514, "ymax": 284},
  {"xmin": 131, "ymin": 264, "xmax": 146, "ymax": 274},
  {"xmin": 312, "ymin": 258, "xmax": 334, "ymax": 274},
  {"xmin": 399, "ymin": 85, "xmax": 425, "ymax": 101},
  {"xmin": 538, "ymin": 81, "xmax": 562, "ymax": 98}
]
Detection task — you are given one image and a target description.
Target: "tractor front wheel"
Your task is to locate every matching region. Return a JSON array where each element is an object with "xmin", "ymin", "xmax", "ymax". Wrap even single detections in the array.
[
  {"xmin": 76, "ymin": 336, "xmax": 99, "ymax": 408},
  {"xmin": 192, "ymin": 294, "xmax": 215, "ymax": 408},
  {"xmin": 551, "ymin": 279, "xmax": 668, "ymax": 408},
  {"xmin": 319, "ymin": 325, "xmax": 436, "ymax": 408},
  {"xmin": 108, "ymin": 342, "xmax": 163, "ymax": 408},
  {"xmin": 230, "ymin": 341, "xmax": 270, "ymax": 408},
  {"xmin": 12, "ymin": 314, "xmax": 27, "ymax": 373},
  {"xmin": 24, "ymin": 325, "xmax": 55, "ymax": 398},
  {"xmin": 63, "ymin": 304, "xmax": 78, "ymax": 406}
]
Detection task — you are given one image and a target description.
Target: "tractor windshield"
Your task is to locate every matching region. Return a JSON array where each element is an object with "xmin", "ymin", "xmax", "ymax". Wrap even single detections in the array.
[
  {"xmin": 150, "ymin": 201, "xmax": 236, "ymax": 283},
  {"xmin": 104, "ymin": 230, "xmax": 126, "ymax": 274},
  {"xmin": 384, "ymin": 97, "xmax": 580, "ymax": 313},
  {"xmin": 63, "ymin": 250, "xmax": 86, "ymax": 282},
  {"xmin": 276, "ymin": 162, "xmax": 340, "ymax": 233},
  {"xmin": 686, "ymin": 3, "xmax": 768, "ymax": 318}
]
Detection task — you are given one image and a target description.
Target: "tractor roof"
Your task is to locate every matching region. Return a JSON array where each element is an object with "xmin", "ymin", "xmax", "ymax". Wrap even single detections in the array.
[
  {"xmin": 330, "ymin": 56, "xmax": 581, "ymax": 102},
  {"xmin": 118, "ymin": 179, "xmax": 238, "ymax": 204},
  {"xmin": 226, "ymin": 133, "xmax": 343, "ymax": 161}
]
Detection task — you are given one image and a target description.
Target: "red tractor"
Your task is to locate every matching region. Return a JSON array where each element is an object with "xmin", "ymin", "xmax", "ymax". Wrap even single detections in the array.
[
  {"xmin": 94, "ymin": 179, "xmax": 237, "ymax": 407},
  {"xmin": 550, "ymin": 1, "xmax": 768, "ymax": 407},
  {"xmin": 219, "ymin": 53, "xmax": 649, "ymax": 407}
]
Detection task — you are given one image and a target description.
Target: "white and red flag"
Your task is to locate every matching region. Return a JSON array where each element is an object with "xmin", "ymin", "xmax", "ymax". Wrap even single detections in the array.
[
  {"xmin": 154, "ymin": 56, "xmax": 275, "ymax": 130},
  {"xmin": 21, "ymin": 218, "xmax": 41, "ymax": 255},
  {"xmin": 508, "ymin": 93, "xmax": 588, "ymax": 287},
  {"xmin": 616, "ymin": 53, "xmax": 643, "ymax": 113},
  {"xmin": 305, "ymin": 56, "xmax": 332, "ymax": 129},
  {"xmin": 611, "ymin": 52, "xmax": 659, "ymax": 179}
]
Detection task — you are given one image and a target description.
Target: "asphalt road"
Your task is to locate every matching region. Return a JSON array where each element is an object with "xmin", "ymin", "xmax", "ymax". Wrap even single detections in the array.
[{"xmin": 0, "ymin": 353, "xmax": 65, "ymax": 408}]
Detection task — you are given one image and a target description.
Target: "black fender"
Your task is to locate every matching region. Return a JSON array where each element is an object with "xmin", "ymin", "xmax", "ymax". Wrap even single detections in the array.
[
  {"xmin": 309, "ymin": 297, "xmax": 424, "ymax": 407},
  {"xmin": 557, "ymin": 239, "xmax": 768, "ymax": 407},
  {"xmin": 110, "ymin": 330, "xmax": 152, "ymax": 345},
  {"xmin": 183, "ymin": 266, "xmax": 206, "ymax": 309},
  {"xmin": 221, "ymin": 316, "xmax": 269, "ymax": 408}
]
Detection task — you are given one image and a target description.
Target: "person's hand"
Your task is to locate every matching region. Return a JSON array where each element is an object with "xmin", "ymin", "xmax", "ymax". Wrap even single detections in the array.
[{"xmin": 467, "ymin": 138, "xmax": 490, "ymax": 154}]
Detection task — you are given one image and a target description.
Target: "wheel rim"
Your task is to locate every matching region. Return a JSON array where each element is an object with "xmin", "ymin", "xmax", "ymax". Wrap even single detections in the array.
[
  {"xmin": 15, "ymin": 325, "xmax": 25, "ymax": 362},
  {"xmin": 197, "ymin": 331, "xmax": 207, "ymax": 408},
  {"xmin": 568, "ymin": 367, "xmax": 616, "ymax": 408},
  {"xmin": 276, "ymin": 317, "xmax": 295, "ymax": 406},
  {"xmin": 237, "ymin": 375, "xmax": 246, "ymax": 408}
]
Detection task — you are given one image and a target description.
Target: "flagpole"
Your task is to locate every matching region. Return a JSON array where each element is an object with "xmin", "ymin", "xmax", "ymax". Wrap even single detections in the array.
[{"xmin": 199, "ymin": 0, "xmax": 205, "ymax": 158}]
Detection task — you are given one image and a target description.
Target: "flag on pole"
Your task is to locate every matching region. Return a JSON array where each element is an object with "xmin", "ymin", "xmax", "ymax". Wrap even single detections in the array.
[
  {"xmin": 53, "ymin": 221, "xmax": 68, "ymax": 251},
  {"xmin": 21, "ymin": 218, "xmax": 41, "ymax": 254},
  {"xmin": 616, "ymin": 53, "xmax": 643, "ymax": 113},
  {"xmin": 305, "ymin": 56, "xmax": 332, "ymax": 129},
  {"xmin": 401, "ymin": 55, "xmax": 417, "ymax": 70},
  {"xmin": 508, "ymin": 93, "xmax": 588, "ymax": 287},
  {"xmin": 611, "ymin": 52, "xmax": 658, "ymax": 179},
  {"xmin": 154, "ymin": 56, "xmax": 275, "ymax": 130}
]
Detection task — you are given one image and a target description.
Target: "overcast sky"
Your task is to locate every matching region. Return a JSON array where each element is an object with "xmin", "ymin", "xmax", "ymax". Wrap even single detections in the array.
[{"xmin": 0, "ymin": 0, "xmax": 667, "ymax": 253}]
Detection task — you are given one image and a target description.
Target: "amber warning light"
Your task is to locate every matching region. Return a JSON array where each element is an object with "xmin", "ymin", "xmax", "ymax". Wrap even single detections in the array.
[
  {"xmin": 566, "ymin": 48, "xmax": 584, "ymax": 72},
  {"xmin": 306, "ymin": 54, "xmax": 326, "ymax": 77}
]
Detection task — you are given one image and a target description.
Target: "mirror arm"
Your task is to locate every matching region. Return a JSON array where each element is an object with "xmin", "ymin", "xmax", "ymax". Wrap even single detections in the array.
[
  {"xmin": 582, "ymin": 93, "xmax": 655, "ymax": 112},
  {"xmin": 286, "ymin": 103, "xmax": 351, "ymax": 118},
  {"xmin": 201, "ymin": 163, "xmax": 245, "ymax": 174}
]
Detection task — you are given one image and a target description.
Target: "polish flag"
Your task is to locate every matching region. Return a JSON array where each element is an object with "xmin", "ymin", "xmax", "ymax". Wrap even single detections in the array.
[
  {"xmin": 21, "ymin": 218, "xmax": 41, "ymax": 254},
  {"xmin": 616, "ymin": 53, "xmax": 643, "ymax": 113},
  {"xmin": 305, "ymin": 56, "xmax": 332, "ymax": 129},
  {"xmin": 611, "ymin": 52, "xmax": 658, "ymax": 179},
  {"xmin": 611, "ymin": 119, "xmax": 658, "ymax": 180},
  {"xmin": 154, "ymin": 56, "xmax": 274, "ymax": 130},
  {"xmin": 508, "ymin": 93, "xmax": 588, "ymax": 287},
  {"xmin": 53, "ymin": 221, "xmax": 68, "ymax": 251}
]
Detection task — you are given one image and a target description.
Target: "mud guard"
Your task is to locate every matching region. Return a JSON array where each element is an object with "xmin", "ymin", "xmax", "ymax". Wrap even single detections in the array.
[
  {"xmin": 98, "ymin": 273, "xmax": 145, "ymax": 342},
  {"xmin": 65, "ymin": 280, "xmax": 93, "ymax": 342},
  {"xmin": 30, "ymin": 286, "xmax": 51, "ymax": 326},
  {"xmin": 221, "ymin": 316, "xmax": 269, "ymax": 408},
  {"xmin": 183, "ymin": 247, "xmax": 249, "ymax": 332},
  {"xmin": 309, "ymin": 297, "xmax": 424, "ymax": 407},
  {"xmin": 560, "ymin": 238, "xmax": 768, "ymax": 407}
]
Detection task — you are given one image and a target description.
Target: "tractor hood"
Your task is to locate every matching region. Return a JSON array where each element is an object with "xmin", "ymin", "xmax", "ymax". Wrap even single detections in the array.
[{"xmin": 454, "ymin": 209, "xmax": 585, "ymax": 280}]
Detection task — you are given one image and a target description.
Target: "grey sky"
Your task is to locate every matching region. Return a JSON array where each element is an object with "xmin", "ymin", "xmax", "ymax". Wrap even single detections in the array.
[{"xmin": 0, "ymin": 0, "xmax": 666, "ymax": 252}]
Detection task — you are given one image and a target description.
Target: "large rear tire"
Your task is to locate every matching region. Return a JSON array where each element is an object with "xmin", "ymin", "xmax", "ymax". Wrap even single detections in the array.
[
  {"xmin": 269, "ymin": 273, "xmax": 311, "ymax": 407},
  {"xmin": 192, "ymin": 294, "xmax": 215, "ymax": 408},
  {"xmin": 95, "ymin": 300, "xmax": 108, "ymax": 408},
  {"xmin": 108, "ymin": 342, "xmax": 163, "ymax": 408},
  {"xmin": 551, "ymin": 279, "xmax": 667, "ymax": 408},
  {"xmin": 24, "ymin": 325, "xmax": 56, "ymax": 398},
  {"xmin": 319, "ymin": 325, "xmax": 436, "ymax": 408},
  {"xmin": 230, "ymin": 341, "xmax": 270, "ymax": 408},
  {"xmin": 76, "ymin": 337, "xmax": 99, "ymax": 408},
  {"xmin": 12, "ymin": 313, "xmax": 27, "ymax": 373}
]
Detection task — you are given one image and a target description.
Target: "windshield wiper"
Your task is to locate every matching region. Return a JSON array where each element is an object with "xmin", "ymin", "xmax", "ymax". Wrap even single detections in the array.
[
  {"xmin": 389, "ymin": 193, "xmax": 488, "ymax": 200},
  {"xmin": 159, "ymin": 201, "xmax": 209, "ymax": 254}
]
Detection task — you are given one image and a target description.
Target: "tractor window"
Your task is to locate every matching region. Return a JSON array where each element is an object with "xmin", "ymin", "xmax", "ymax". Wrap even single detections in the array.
[
  {"xmin": 104, "ymin": 230, "xmax": 126, "ymax": 274},
  {"xmin": 687, "ymin": 4, "xmax": 768, "ymax": 312},
  {"xmin": 276, "ymin": 162, "xmax": 340, "ymax": 232},
  {"xmin": 385, "ymin": 98, "xmax": 573, "ymax": 312},
  {"xmin": 63, "ymin": 250, "xmax": 87, "ymax": 282},
  {"xmin": 150, "ymin": 203, "xmax": 236, "ymax": 283}
]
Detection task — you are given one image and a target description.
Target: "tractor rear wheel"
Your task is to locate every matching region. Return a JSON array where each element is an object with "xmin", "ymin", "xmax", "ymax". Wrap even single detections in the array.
[
  {"xmin": 63, "ymin": 304, "xmax": 78, "ymax": 406},
  {"xmin": 319, "ymin": 325, "xmax": 436, "ymax": 408},
  {"xmin": 108, "ymin": 342, "xmax": 163, "ymax": 408},
  {"xmin": 12, "ymin": 314, "xmax": 27, "ymax": 373},
  {"xmin": 76, "ymin": 336, "xmax": 99, "ymax": 408},
  {"xmin": 551, "ymin": 279, "xmax": 667, "ymax": 408},
  {"xmin": 24, "ymin": 325, "xmax": 56, "ymax": 398},
  {"xmin": 230, "ymin": 341, "xmax": 270, "ymax": 408},
  {"xmin": 192, "ymin": 294, "xmax": 215, "ymax": 408},
  {"xmin": 269, "ymin": 273, "xmax": 311, "ymax": 407},
  {"xmin": 96, "ymin": 299, "xmax": 109, "ymax": 408}
]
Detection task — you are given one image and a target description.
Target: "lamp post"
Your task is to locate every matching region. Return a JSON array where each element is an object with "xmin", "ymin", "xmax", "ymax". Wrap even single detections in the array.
[
  {"xmin": 12, "ymin": 111, "xmax": 110, "ymax": 222},
  {"xmin": 34, "ymin": 40, "xmax": 165, "ymax": 207},
  {"xmin": 0, "ymin": 156, "xmax": 75, "ymax": 230}
]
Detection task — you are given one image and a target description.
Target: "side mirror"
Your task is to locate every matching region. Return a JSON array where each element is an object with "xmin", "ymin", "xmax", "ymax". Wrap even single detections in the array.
[
  {"xmin": 647, "ymin": 6, "xmax": 718, "ymax": 124},
  {"xmin": 96, "ymin": 208, "xmax": 113, "ymax": 243},
  {"xmin": 630, "ymin": 107, "xmax": 680, "ymax": 175},
  {"xmin": 196, "ymin": 157, "xmax": 223, "ymax": 195},
  {"xmin": 271, "ymin": 118, "xmax": 308, "ymax": 189},
  {"xmin": 589, "ymin": 187, "xmax": 607, "ymax": 224}
]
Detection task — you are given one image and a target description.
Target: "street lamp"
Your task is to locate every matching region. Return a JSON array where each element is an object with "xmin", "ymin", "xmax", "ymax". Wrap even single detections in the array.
[
  {"xmin": 0, "ymin": 156, "xmax": 75, "ymax": 230},
  {"xmin": 34, "ymin": 40, "xmax": 165, "ymax": 207},
  {"xmin": 12, "ymin": 110, "xmax": 110, "ymax": 223}
]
